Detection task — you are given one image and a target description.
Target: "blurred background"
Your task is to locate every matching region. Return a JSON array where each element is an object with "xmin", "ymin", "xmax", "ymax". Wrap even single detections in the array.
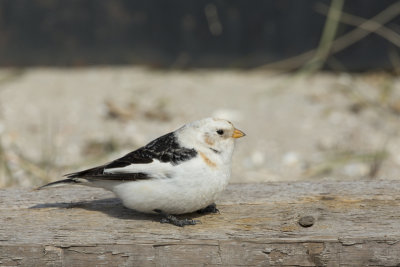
[{"xmin": 0, "ymin": 0, "xmax": 399, "ymax": 188}]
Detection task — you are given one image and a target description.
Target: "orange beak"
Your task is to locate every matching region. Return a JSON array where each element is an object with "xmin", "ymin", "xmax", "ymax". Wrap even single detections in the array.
[{"xmin": 232, "ymin": 128, "xmax": 246, "ymax": 138}]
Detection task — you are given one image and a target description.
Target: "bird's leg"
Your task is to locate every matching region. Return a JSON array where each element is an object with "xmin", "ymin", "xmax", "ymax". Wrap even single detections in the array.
[
  {"xmin": 196, "ymin": 203, "xmax": 219, "ymax": 214},
  {"xmin": 153, "ymin": 209, "xmax": 200, "ymax": 227}
]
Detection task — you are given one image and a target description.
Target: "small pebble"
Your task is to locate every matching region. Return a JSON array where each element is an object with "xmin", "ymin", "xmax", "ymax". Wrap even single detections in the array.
[
  {"xmin": 282, "ymin": 151, "xmax": 300, "ymax": 167},
  {"xmin": 342, "ymin": 162, "xmax": 369, "ymax": 177},
  {"xmin": 298, "ymin": 216, "xmax": 315, "ymax": 227}
]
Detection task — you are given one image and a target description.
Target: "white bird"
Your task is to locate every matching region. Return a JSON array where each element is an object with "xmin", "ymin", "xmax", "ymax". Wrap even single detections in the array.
[{"xmin": 39, "ymin": 118, "xmax": 245, "ymax": 226}]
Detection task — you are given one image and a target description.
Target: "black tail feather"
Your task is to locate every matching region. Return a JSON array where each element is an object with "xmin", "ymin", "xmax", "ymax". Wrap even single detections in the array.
[
  {"xmin": 63, "ymin": 165, "xmax": 106, "ymax": 178},
  {"xmin": 37, "ymin": 178, "xmax": 81, "ymax": 190}
]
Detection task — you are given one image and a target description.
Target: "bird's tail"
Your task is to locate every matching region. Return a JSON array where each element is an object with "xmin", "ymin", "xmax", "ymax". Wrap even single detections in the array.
[{"xmin": 36, "ymin": 178, "xmax": 86, "ymax": 190}]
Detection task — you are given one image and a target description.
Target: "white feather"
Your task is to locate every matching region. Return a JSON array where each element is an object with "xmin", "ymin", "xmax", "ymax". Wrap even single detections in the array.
[{"xmin": 104, "ymin": 159, "xmax": 173, "ymax": 179}]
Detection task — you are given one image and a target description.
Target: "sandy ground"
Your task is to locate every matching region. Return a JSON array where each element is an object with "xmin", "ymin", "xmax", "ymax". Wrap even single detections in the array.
[{"xmin": 0, "ymin": 67, "xmax": 399, "ymax": 188}]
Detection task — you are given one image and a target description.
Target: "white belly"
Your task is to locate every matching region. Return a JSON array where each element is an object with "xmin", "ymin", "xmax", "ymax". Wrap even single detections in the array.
[{"xmin": 111, "ymin": 160, "xmax": 231, "ymax": 214}]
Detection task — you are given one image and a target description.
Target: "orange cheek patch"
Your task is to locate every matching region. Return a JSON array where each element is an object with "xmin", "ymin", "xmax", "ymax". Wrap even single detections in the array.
[
  {"xmin": 199, "ymin": 152, "xmax": 217, "ymax": 168},
  {"xmin": 204, "ymin": 136, "xmax": 214, "ymax": 146}
]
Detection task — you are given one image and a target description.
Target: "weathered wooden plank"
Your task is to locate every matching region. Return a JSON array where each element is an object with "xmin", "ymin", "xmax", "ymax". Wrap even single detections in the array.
[{"xmin": 1, "ymin": 180, "xmax": 400, "ymax": 266}]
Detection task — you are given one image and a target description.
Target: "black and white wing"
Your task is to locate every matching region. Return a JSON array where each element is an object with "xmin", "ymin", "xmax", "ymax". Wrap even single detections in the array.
[
  {"xmin": 68, "ymin": 132, "xmax": 197, "ymax": 180},
  {"xmin": 39, "ymin": 132, "xmax": 197, "ymax": 189}
]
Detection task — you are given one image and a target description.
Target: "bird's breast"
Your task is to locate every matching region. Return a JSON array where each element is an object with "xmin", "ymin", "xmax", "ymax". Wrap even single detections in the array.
[{"xmin": 112, "ymin": 156, "xmax": 231, "ymax": 214}]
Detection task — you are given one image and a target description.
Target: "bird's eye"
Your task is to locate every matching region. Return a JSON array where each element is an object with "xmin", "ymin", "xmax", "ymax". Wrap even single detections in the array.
[{"xmin": 216, "ymin": 130, "xmax": 224, "ymax": 135}]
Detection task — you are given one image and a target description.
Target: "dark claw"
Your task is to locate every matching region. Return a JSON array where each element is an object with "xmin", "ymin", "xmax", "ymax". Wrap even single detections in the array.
[
  {"xmin": 197, "ymin": 203, "xmax": 219, "ymax": 214},
  {"xmin": 160, "ymin": 215, "xmax": 200, "ymax": 227},
  {"xmin": 160, "ymin": 218, "xmax": 170, "ymax": 224},
  {"xmin": 154, "ymin": 209, "xmax": 200, "ymax": 227}
]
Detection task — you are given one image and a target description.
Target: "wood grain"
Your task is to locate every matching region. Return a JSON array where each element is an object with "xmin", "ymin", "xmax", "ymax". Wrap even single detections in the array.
[{"xmin": 1, "ymin": 180, "xmax": 400, "ymax": 266}]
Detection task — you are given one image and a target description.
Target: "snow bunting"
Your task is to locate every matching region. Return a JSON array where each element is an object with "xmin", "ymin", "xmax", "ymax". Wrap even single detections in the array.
[{"xmin": 39, "ymin": 118, "xmax": 245, "ymax": 226}]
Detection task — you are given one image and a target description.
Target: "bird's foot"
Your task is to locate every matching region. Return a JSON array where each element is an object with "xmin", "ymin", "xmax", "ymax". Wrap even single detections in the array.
[
  {"xmin": 154, "ymin": 209, "xmax": 200, "ymax": 227},
  {"xmin": 160, "ymin": 216, "xmax": 200, "ymax": 227},
  {"xmin": 196, "ymin": 203, "xmax": 219, "ymax": 214}
]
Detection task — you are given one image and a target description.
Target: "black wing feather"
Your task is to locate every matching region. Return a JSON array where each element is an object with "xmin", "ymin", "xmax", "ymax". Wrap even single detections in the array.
[{"xmin": 65, "ymin": 132, "xmax": 197, "ymax": 181}]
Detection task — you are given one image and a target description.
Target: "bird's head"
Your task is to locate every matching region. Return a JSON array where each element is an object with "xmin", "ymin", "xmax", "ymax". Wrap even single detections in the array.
[{"xmin": 177, "ymin": 118, "xmax": 245, "ymax": 161}]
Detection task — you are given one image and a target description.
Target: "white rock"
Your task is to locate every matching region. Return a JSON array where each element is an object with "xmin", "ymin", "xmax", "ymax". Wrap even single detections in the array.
[
  {"xmin": 282, "ymin": 151, "xmax": 300, "ymax": 167},
  {"xmin": 251, "ymin": 151, "xmax": 265, "ymax": 167},
  {"xmin": 342, "ymin": 162, "xmax": 369, "ymax": 177}
]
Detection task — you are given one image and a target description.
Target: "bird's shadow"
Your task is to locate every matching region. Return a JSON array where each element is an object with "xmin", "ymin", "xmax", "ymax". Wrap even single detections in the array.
[{"xmin": 29, "ymin": 198, "xmax": 203, "ymax": 223}]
